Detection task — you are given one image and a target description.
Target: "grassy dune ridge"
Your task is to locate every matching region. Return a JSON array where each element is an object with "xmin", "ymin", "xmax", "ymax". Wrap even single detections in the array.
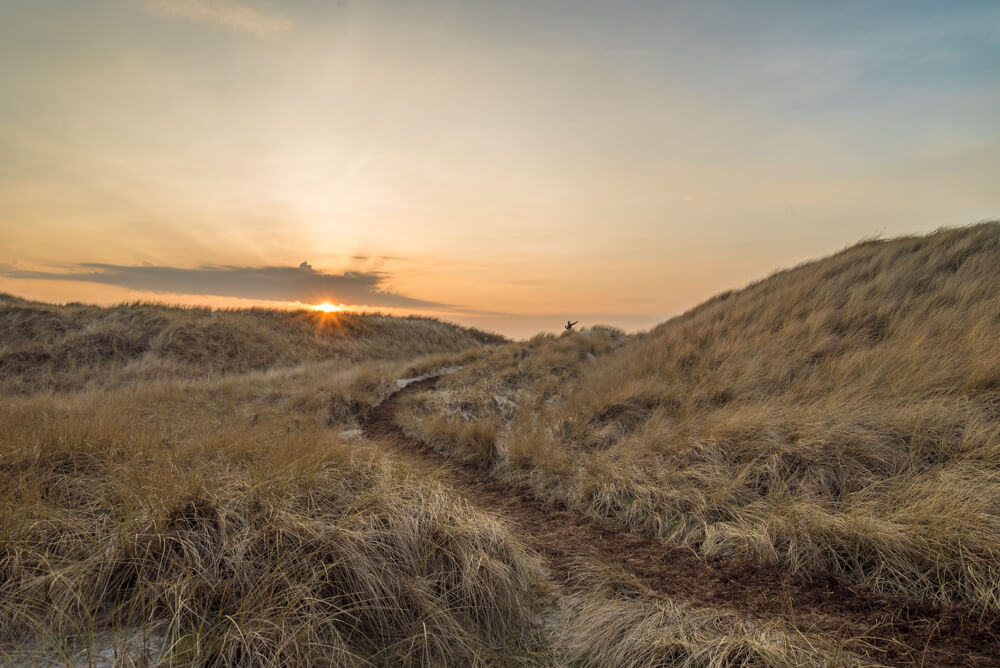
[
  {"xmin": 0, "ymin": 297, "xmax": 503, "ymax": 394},
  {"xmin": 399, "ymin": 222, "xmax": 1000, "ymax": 610}
]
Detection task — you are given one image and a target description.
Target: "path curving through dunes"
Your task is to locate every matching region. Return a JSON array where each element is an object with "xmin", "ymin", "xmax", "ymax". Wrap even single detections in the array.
[{"xmin": 362, "ymin": 377, "xmax": 1000, "ymax": 667}]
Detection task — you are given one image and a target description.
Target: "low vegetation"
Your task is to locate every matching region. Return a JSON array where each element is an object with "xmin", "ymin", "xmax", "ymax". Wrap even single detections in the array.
[
  {"xmin": 0, "ymin": 352, "xmax": 545, "ymax": 666},
  {"xmin": 399, "ymin": 222, "xmax": 1000, "ymax": 611},
  {"xmin": 6, "ymin": 221, "xmax": 1000, "ymax": 665},
  {"xmin": 0, "ymin": 297, "xmax": 502, "ymax": 394},
  {"xmin": 552, "ymin": 561, "xmax": 857, "ymax": 668}
]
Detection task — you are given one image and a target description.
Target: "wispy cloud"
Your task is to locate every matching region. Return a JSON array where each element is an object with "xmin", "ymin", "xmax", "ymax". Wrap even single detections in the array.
[
  {"xmin": 1, "ymin": 262, "xmax": 448, "ymax": 310},
  {"xmin": 143, "ymin": 0, "xmax": 292, "ymax": 35}
]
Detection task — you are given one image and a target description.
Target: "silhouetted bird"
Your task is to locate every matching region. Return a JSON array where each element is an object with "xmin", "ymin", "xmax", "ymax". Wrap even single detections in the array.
[{"xmin": 565, "ymin": 320, "xmax": 579, "ymax": 331}]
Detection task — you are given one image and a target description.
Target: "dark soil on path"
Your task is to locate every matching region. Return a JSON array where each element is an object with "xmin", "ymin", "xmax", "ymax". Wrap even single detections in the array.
[{"xmin": 362, "ymin": 378, "xmax": 1000, "ymax": 667}]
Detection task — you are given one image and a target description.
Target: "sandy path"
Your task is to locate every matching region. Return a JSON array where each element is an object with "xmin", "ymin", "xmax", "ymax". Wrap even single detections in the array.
[{"xmin": 362, "ymin": 378, "xmax": 1000, "ymax": 667}]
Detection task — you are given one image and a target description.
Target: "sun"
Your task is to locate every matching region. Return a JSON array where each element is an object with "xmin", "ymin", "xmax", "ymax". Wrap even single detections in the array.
[{"xmin": 313, "ymin": 302, "xmax": 341, "ymax": 313}]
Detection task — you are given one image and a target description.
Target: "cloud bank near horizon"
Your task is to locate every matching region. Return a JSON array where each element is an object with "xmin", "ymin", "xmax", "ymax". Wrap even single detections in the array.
[{"xmin": 0, "ymin": 262, "xmax": 449, "ymax": 310}]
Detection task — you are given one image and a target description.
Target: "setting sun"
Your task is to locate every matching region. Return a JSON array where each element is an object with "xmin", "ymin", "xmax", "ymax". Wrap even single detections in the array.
[{"xmin": 314, "ymin": 302, "xmax": 341, "ymax": 313}]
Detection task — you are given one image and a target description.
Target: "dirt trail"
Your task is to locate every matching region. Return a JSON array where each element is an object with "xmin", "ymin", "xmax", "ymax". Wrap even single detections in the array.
[{"xmin": 362, "ymin": 378, "xmax": 1000, "ymax": 667}]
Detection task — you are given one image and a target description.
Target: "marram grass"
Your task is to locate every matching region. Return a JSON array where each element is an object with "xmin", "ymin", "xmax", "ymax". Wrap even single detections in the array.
[{"xmin": 399, "ymin": 222, "xmax": 1000, "ymax": 611}]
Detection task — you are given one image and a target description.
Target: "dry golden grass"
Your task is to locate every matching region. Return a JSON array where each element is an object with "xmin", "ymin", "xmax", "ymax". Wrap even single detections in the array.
[
  {"xmin": 3, "ymin": 367, "xmax": 856, "ymax": 665},
  {"xmin": 0, "ymin": 360, "xmax": 544, "ymax": 666},
  {"xmin": 399, "ymin": 222, "xmax": 1000, "ymax": 611},
  {"xmin": 0, "ymin": 305, "xmax": 555, "ymax": 665},
  {"xmin": 0, "ymin": 299, "xmax": 882, "ymax": 666},
  {"xmin": 0, "ymin": 297, "xmax": 503, "ymax": 395},
  {"xmin": 552, "ymin": 560, "xmax": 863, "ymax": 668},
  {"xmin": 9, "ymin": 223, "xmax": 1000, "ymax": 664}
]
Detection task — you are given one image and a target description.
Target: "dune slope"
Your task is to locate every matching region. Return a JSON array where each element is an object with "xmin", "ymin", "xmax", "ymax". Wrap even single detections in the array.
[
  {"xmin": 400, "ymin": 222, "xmax": 1000, "ymax": 610},
  {"xmin": 0, "ymin": 297, "xmax": 502, "ymax": 394}
]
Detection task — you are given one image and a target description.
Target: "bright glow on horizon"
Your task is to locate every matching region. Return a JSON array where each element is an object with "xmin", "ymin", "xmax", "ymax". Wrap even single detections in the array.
[{"xmin": 313, "ymin": 302, "xmax": 342, "ymax": 313}]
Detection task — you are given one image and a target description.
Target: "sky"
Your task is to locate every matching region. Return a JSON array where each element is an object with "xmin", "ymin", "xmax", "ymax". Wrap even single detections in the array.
[{"xmin": 1, "ymin": 0, "xmax": 998, "ymax": 338}]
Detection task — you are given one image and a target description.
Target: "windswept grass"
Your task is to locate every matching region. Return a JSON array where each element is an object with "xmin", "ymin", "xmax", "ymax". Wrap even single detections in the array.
[
  {"xmin": 0, "ymin": 306, "xmax": 539, "ymax": 665},
  {"xmin": 552, "ymin": 560, "xmax": 863, "ymax": 668},
  {"xmin": 9, "ymin": 223, "xmax": 1000, "ymax": 664},
  {"xmin": 554, "ymin": 594, "xmax": 864, "ymax": 668},
  {"xmin": 398, "ymin": 222, "xmax": 1000, "ymax": 611},
  {"xmin": 1, "ymin": 331, "xmax": 850, "ymax": 667},
  {"xmin": 0, "ymin": 297, "xmax": 503, "ymax": 395},
  {"xmin": 0, "ymin": 367, "xmax": 542, "ymax": 666}
]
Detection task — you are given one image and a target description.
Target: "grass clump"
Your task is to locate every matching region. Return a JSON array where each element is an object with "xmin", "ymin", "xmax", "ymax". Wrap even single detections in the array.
[
  {"xmin": 398, "ymin": 222, "xmax": 1000, "ymax": 611},
  {"xmin": 554, "ymin": 595, "xmax": 857, "ymax": 668},
  {"xmin": 0, "ymin": 369, "xmax": 542, "ymax": 666},
  {"xmin": 550, "ymin": 560, "xmax": 862, "ymax": 667}
]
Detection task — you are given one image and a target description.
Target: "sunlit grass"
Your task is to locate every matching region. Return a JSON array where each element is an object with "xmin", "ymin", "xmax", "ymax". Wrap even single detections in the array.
[
  {"xmin": 398, "ymin": 221, "xmax": 1000, "ymax": 611},
  {"xmin": 0, "ymin": 356, "xmax": 544, "ymax": 666},
  {"xmin": 0, "ymin": 297, "xmax": 504, "ymax": 395},
  {"xmin": 5, "ymin": 222, "xmax": 1000, "ymax": 664}
]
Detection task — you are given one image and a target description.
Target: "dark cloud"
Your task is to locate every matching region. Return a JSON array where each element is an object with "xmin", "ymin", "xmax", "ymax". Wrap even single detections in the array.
[{"xmin": 1, "ymin": 262, "xmax": 449, "ymax": 309}]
